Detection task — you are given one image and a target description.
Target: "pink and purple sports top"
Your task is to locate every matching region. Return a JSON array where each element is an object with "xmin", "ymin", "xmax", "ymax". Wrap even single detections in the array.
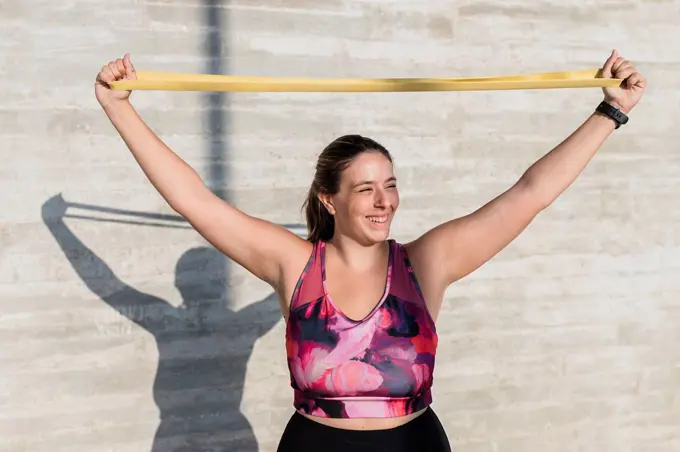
[{"xmin": 285, "ymin": 239, "xmax": 438, "ymax": 419}]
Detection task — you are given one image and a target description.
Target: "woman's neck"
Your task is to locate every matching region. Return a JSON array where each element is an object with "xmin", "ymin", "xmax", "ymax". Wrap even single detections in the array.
[{"xmin": 326, "ymin": 234, "xmax": 388, "ymax": 272}]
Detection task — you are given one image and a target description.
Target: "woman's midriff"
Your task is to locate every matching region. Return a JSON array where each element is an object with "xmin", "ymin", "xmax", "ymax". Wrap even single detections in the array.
[{"xmin": 300, "ymin": 407, "xmax": 428, "ymax": 431}]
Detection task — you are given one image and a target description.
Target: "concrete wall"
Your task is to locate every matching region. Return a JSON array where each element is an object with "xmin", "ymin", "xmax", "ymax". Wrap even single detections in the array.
[{"xmin": 2, "ymin": 1, "xmax": 679, "ymax": 451}]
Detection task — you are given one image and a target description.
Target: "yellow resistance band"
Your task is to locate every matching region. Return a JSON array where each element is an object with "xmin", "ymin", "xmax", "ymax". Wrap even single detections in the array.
[{"xmin": 109, "ymin": 68, "xmax": 622, "ymax": 93}]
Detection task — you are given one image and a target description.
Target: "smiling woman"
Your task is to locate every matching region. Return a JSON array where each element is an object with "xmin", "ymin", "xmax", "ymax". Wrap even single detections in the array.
[
  {"xmin": 303, "ymin": 135, "xmax": 399, "ymax": 246},
  {"xmin": 93, "ymin": 49, "xmax": 646, "ymax": 452},
  {"xmin": 280, "ymin": 134, "xmax": 449, "ymax": 450}
]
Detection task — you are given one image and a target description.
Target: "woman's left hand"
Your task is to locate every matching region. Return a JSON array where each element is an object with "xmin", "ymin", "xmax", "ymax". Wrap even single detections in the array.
[{"xmin": 600, "ymin": 49, "xmax": 647, "ymax": 114}]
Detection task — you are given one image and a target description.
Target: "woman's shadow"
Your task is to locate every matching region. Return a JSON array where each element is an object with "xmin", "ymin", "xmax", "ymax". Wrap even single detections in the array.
[{"xmin": 42, "ymin": 194, "xmax": 290, "ymax": 451}]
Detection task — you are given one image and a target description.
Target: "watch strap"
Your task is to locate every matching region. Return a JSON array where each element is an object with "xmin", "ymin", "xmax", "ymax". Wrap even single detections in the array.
[{"xmin": 596, "ymin": 101, "xmax": 628, "ymax": 129}]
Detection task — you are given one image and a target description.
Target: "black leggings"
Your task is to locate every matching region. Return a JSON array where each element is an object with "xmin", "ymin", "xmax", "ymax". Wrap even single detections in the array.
[{"xmin": 276, "ymin": 407, "xmax": 451, "ymax": 452}]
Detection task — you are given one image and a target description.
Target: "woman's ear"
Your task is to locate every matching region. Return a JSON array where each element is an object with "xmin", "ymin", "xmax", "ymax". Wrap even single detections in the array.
[{"xmin": 317, "ymin": 193, "xmax": 335, "ymax": 215}]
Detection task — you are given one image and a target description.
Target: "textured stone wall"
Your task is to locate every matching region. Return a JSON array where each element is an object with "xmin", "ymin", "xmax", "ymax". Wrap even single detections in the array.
[{"xmin": 2, "ymin": 1, "xmax": 678, "ymax": 451}]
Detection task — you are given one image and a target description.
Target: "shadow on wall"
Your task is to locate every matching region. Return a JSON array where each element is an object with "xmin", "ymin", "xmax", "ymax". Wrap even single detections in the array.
[{"xmin": 42, "ymin": 194, "xmax": 303, "ymax": 451}]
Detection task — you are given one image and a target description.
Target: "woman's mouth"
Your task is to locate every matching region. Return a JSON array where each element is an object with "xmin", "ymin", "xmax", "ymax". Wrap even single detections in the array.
[{"xmin": 366, "ymin": 215, "xmax": 388, "ymax": 224}]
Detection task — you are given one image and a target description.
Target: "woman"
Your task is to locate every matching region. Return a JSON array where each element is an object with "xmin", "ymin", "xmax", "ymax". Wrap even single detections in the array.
[{"xmin": 94, "ymin": 50, "xmax": 645, "ymax": 452}]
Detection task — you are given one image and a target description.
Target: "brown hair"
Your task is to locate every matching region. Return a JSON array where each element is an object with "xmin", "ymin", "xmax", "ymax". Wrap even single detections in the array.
[{"xmin": 302, "ymin": 134, "xmax": 393, "ymax": 243}]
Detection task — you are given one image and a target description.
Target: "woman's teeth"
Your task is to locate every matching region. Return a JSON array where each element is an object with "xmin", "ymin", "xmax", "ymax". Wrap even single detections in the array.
[{"xmin": 367, "ymin": 216, "xmax": 387, "ymax": 223}]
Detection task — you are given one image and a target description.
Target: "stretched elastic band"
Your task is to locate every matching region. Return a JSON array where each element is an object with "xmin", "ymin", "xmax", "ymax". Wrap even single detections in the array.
[{"xmin": 109, "ymin": 68, "xmax": 622, "ymax": 92}]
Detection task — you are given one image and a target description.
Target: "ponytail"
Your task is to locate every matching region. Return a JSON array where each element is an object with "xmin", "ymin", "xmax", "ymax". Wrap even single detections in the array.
[{"xmin": 303, "ymin": 184, "xmax": 334, "ymax": 243}]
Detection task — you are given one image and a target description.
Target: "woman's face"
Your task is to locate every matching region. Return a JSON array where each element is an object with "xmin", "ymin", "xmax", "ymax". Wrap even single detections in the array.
[{"xmin": 322, "ymin": 151, "xmax": 400, "ymax": 245}]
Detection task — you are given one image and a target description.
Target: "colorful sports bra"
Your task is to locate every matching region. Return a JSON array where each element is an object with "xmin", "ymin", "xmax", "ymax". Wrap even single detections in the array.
[{"xmin": 285, "ymin": 239, "xmax": 438, "ymax": 419}]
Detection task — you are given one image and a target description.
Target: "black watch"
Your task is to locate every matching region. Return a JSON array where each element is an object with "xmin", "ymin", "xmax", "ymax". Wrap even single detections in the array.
[{"xmin": 595, "ymin": 101, "xmax": 628, "ymax": 129}]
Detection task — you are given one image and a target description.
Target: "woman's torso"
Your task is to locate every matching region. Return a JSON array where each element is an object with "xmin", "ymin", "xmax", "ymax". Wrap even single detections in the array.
[{"xmin": 283, "ymin": 239, "xmax": 439, "ymax": 431}]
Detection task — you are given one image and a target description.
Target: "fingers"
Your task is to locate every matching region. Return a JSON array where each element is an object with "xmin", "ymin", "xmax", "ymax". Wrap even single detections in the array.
[
  {"xmin": 601, "ymin": 49, "xmax": 618, "ymax": 78},
  {"xmin": 108, "ymin": 61, "xmax": 121, "ymax": 79},
  {"xmin": 615, "ymin": 65, "xmax": 636, "ymax": 83},
  {"xmin": 602, "ymin": 49, "xmax": 646, "ymax": 90},
  {"xmin": 115, "ymin": 58, "xmax": 125, "ymax": 77},
  {"xmin": 611, "ymin": 57, "xmax": 630, "ymax": 77},
  {"xmin": 123, "ymin": 53, "xmax": 137, "ymax": 80},
  {"xmin": 626, "ymin": 71, "xmax": 647, "ymax": 90},
  {"xmin": 97, "ymin": 64, "xmax": 115, "ymax": 84},
  {"xmin": 602, "ymin": 49, "xmax": 636, "ymax": 79},
  {"xmin": 97, "ymin": 54, "xmax": 135, "ymax": 85},
  {"xmin": 611, "ymin": 58, "xmax": 646, "ymax": 89}
]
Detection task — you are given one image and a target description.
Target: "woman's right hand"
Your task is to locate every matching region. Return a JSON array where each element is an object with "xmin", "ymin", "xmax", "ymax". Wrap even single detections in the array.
[{"xmin": 95, "ymin": 53, "xmax": 137, "ymax": 107}]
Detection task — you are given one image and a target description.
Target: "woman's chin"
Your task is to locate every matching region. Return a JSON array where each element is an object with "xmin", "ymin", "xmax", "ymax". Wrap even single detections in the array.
[{"xmin": 362, "ymin": 222, "xmax": 392, "ymax": 243}]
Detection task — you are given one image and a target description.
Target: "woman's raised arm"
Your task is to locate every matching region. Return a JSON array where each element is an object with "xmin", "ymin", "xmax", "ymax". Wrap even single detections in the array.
[{"xmin": 95, "ymin": 54, "xmax": 312, "ymax": 296}]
